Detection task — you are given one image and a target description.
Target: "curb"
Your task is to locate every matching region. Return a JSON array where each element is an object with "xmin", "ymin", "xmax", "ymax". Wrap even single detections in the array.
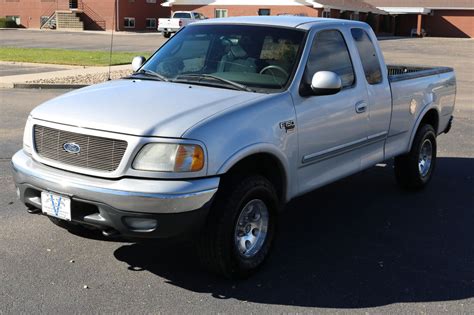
[{"xmin": 13, "ymin": 83, "xmax": 89, "ymax": 89}]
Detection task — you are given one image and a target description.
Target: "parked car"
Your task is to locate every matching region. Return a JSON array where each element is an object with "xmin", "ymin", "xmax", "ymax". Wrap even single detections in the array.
[
  {"xmin": 158, "ymin": 11, "xmax": 205, "ymax": 38},
  {"xmin": 12, "ymin": 17, "xmax": 455, "ymax": 278}
]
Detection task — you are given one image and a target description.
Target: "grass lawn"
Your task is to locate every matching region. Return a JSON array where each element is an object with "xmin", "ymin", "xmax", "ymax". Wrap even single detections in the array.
[{"xmin": 0, "ymin": 47, "xmax": 151, "ymax": 66}]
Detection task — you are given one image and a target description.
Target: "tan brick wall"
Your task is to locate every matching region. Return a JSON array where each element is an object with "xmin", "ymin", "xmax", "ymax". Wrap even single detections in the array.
[
  {"xmin": 0, "ymin": 0, "xmax": 70, "ymax": 28},
  {"xmin": 0, "ymin": 0, "xmax": 170, "ymax": 30},
  {"xmin": 170, "ymin": 5, "xmax": 321, "ymax": 18}
]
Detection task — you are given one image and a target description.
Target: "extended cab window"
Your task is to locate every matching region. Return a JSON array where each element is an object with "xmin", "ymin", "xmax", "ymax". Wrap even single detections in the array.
[
  {"xmin": 351, "ymin": 28, "xmax": 383, "ymax": 85},
  {"xmin": 304, "ymin": 30, "xmax": 355, "ymax": 88}
]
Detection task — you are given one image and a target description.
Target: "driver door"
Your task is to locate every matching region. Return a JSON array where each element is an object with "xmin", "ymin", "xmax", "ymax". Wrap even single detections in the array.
[{"xmin": 294, "ymin": 29, "xmax": 370, "ymax": 195}]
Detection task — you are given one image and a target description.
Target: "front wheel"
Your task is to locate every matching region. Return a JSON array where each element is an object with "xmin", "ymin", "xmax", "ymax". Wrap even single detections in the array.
[
  {"xmin": 196, "ymin": 175, "xmax": 278, "ymax": 279},
  {"xmin": 163, "ymin": 32, "xmax": 171, "ymax": 38},
  {"xmin": 394, "ymin": 124, "xmax": 437, "ymax": 190}
]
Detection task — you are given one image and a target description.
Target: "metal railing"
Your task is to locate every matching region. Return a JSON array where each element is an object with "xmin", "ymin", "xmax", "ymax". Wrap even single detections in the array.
[
  {"xmin": 40, "ymin": 3, "xmax": 57, "ymax": 29},
  {"xmin": 78, "ymin": 1, "xmax": 107, "ymax": 30}
]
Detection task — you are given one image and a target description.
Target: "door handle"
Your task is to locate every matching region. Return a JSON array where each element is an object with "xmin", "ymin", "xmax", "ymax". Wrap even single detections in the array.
[{"xmin": 355, "ymin": 102, "xmax": 367, "ymax": 114}]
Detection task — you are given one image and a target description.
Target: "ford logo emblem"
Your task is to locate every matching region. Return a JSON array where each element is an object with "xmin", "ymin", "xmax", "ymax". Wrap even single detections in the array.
[{"xmin": 63, "ymin": 142, "xmax": 81, "ymax": 154}]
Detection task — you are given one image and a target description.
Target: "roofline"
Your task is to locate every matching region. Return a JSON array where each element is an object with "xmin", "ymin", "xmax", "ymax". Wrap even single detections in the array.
[
  {"xmin": 377, "ymin": 6, "xmax": 474, "ymax": 14},
  {"xmin": 161, "ymin": 0, "xmax": 387, "ymax": 14}
]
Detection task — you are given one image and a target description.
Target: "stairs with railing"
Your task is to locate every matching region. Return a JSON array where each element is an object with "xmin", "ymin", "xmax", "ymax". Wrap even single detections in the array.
[
  {"xmin": 40, "ymin": 3, "xmax": 57, "ymax": 29},
  {"xmin": 55, "ymin": 10, "xmax": 84, "ymax": 30},
  {"xmin": 39, "ymin": 1, "xmax": 107, "ymax": 31},
  {"xmin": 78, "ymin": 1, "xmax": 106, "ymax": 30}
]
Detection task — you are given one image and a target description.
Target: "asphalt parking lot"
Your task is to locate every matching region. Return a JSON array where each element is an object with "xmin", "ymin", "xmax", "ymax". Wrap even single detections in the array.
[
  {"xmin": 0, "ymin": 29, "xmax": 165, "ymax": 53},
  {"xmin": 0, "ymin": 35, "xmax": 473, "ymax": 313}
]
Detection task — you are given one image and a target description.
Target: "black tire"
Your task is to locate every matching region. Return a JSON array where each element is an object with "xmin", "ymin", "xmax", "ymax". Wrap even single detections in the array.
[
  {"xmin": 196, "ymin": 175, "xmax": 278, "ymax": 279},
  {"xmin": 163, "ymin": 32, "xmax": 171, "ymax": 38},
  {"xmin": 394, "ymin": 124, "xmax": 437, "ymax": 191}
]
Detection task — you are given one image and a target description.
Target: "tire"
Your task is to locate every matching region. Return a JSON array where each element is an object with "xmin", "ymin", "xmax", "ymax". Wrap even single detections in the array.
[
  {"xmin": 196, "ymin": 175, "xmax": 278, "ymax": 279},
  {"xmin": 163, "ymin": 32, "xmax": 171, "ymax": 38},
  {"xmin": 394, "ymin": 124, "xmax": 437, "ymax": 191}
]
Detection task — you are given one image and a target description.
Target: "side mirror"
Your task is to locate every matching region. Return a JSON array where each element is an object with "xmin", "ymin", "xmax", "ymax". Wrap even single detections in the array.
[
  {"xmin": 311, "ymin": 71, "xmax": 342, "ymax": 96},
  {"xmin": 132, "ymin": 56, "xmax": 146, "ymax": 72}
]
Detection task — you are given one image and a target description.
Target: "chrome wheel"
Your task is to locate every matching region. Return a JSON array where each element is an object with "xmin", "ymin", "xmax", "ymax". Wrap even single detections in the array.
[
  {"xmin": 418, "ymin": 139, "xmax": 433, "ymax": 177},
  {"xmin": 234, "ymin": 199, "xmax": 269, "ymax": 258}
]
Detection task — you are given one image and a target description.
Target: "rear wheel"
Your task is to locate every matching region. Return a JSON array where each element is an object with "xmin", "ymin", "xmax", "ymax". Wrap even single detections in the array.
[
  {"xmin": 163, "ymin": 32, "xmax": 171, "ymax": 38},
  {"xmin": 196, "ymin": 175, "xmax": 278, "ymax": 279},
  {"xmin": 394, "ymin": 124, "xmax": 437, "ymax": 190}
]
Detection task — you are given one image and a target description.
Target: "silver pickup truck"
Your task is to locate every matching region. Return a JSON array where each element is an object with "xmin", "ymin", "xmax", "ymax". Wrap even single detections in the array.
[{"xmin": 12, "ymin": 16, "xmax": 455, "ymax": 278}]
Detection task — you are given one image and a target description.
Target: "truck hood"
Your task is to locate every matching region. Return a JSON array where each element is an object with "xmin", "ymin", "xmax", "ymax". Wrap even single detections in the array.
[{"xmin": 31, "ymin": 79, "xmax": 263, "ymax": 137}]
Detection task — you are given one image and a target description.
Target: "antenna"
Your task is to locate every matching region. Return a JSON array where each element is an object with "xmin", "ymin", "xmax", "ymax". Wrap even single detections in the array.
[{"xmin": 107, "ymin": 0, "xmax": 116, "ymax": 81}]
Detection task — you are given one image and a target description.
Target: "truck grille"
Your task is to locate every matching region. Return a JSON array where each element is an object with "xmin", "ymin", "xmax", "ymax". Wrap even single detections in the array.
[{"xmin": 33, "ymin": 125, "xmax": 127, "ymax": 172}]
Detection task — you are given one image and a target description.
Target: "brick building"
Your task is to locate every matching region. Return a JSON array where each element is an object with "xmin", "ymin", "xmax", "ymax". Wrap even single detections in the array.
[
  {"xmin": 162, "ymin": 0, "xmax": 393, "ymax": 33},
  {"xmin": 0, "ymin": 0, "xmax": 170, "ymax": 31},
  {"xmin": 365, "ymin": 0, "xmax": 474, "ymax": 37}
]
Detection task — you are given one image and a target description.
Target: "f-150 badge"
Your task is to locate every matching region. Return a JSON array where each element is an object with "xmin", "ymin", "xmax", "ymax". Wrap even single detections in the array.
[{"xmin": 279, "ymin": 120, "xmax": 295, "ymax": 133}]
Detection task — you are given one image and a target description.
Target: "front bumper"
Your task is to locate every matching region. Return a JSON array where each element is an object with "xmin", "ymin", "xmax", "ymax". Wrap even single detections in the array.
[{"xmin": 11, "ymin": 150, "xmax": 219, "ymax": 238}]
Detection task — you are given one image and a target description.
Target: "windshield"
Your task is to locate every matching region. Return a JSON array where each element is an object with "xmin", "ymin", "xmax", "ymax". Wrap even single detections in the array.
[{"xmin": 140, "ymin": 24, "xmax": 306, "ymax": 92}]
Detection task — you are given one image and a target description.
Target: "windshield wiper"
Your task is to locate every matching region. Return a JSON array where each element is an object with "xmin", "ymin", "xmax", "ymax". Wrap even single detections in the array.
[
  {"xmin": 173, "ymin": 74, "xmax": 254, "ymax": 92},
  {"xmin": 133, "ymin": 69, "xmax": 169, "ymax": 82}
]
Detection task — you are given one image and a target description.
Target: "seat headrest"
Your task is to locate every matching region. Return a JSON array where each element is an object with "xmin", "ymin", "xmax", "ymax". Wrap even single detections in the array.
[{"xmin": 230, "ymin": 45, "xmax": 248, "ymax": 59}]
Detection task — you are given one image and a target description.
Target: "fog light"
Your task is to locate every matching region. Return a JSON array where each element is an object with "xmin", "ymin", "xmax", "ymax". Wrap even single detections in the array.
[
  {"xmin": 16, "ymin": 187, "xmax": 20, "ymax": 199},
  {"xmin": 123, "ymin": 217, "xmax": 157, "ymax": 231}
]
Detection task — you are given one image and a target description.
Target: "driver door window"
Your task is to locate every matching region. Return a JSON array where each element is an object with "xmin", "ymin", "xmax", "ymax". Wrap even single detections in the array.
[{"xmin": 304, "ymin": 30, "xmax": 355, "ymax": 88}]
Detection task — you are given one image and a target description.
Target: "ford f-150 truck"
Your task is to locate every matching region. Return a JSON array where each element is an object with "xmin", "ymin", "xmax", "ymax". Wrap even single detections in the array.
[
  {"xmin": 12, "ymin": 17, "xmax": 456, "ymax": 278},
  {"xmin": 158, "ymin": 11, "xmax": 205, "ymax": 38}
]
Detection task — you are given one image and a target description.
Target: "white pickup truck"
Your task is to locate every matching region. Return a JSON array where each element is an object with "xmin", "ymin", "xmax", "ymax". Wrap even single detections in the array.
[
  {"xmin": 158, "ymin": 11, "xmax": 205, "ymax": 38},
  {"xmin": 12, "ymin": 17, "xmax": 455, "ymax": 278}
]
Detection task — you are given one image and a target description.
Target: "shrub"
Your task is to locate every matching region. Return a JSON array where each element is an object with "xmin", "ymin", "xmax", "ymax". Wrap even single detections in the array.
[{"xmin": 0, "ymin": 18, "xmax": 19, "ymax": 28}]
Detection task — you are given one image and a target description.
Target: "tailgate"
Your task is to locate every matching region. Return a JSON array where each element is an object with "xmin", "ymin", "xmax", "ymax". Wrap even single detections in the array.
[{"xmin": 159, "ymin": 18, "xmax": 180, "ymax": 28}]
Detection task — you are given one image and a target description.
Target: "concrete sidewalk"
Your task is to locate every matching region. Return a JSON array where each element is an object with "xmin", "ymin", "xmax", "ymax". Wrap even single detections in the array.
[{"xmin": 0, "ymin": 62, "xmax": 130, "ymax": 88}]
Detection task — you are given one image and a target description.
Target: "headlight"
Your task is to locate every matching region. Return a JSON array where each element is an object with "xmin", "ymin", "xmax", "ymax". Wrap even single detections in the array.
[
  {"xmin": 23, "ymin": 116, "xmax": 33, "ymax": 156},
  {"xmin": 133, "ymin": 143, "xmax": 205, "ymax": 172}
]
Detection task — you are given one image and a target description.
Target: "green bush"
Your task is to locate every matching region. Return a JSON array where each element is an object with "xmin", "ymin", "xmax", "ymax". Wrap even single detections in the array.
[{"xmin": 0, "ymin": 18, "xmax": 19, "ymax": 28}]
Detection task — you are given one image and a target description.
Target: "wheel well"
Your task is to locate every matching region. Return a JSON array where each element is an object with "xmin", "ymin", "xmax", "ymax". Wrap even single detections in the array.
[
  {"xmin": 419, "ymin": 109, "xmax": 439, "ymax": 134},
  {"xmin": 223, "ymin": 153, "xmax": 286, "ymax": 203}
]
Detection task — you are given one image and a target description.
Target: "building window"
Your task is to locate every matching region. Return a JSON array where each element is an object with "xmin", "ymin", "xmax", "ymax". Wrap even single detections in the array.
[
  {"xmin": 258, "ymin": 9, "xmax": 271, "ymax": 16},
  {"xmin": 322, "ymin": 10, "xmax": 331, "ymax": 18},
  {"xmin": 146, "ymin": 0, "xmax": 156, "ymax": 3},
  {"xmin": 215, "ymin": 9, "xmax": 228, "ymax": 18},
  {"xmin": 124, "ymin": 17, "xmax": 135, "ymax": 28},
  {"xmin": 146, "ymin": 18, "xmax": 156, "ymax": 29}
]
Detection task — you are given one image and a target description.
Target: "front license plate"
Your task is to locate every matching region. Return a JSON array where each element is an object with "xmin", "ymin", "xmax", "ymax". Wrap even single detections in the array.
[{"xmin": 41, "ymin": 191, "xmax": 71, "ymax": 221}]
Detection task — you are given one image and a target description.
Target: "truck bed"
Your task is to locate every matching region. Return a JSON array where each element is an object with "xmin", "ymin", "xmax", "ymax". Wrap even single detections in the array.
[
  {"xmin": 385, "ymin": 64, "xmax": 456, "ymax": 160},
  {"xmin": 387, "ymin": 65, "xmax": 453, "ymax": 82}
]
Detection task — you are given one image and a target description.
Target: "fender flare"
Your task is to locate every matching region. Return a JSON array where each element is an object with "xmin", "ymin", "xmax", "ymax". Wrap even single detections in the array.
[
  {"xmin": 217, "ymin": 143, "xmax": 292, "ymax": 202},
  {"xmin": 408, "ymin": 103, "xmax": 440, "ymax": 150}
]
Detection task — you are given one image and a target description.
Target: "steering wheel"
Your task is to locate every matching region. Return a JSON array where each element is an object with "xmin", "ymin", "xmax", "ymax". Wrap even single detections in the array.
[{"xmin": 259, "ymin": 65, "xmax": 289, "ymax": 77}]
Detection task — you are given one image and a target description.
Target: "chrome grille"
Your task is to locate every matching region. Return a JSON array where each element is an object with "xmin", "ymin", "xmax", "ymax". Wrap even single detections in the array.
[{"xmin": 34, "ymin": 125, "xmax": 127, "ymax": 172}]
